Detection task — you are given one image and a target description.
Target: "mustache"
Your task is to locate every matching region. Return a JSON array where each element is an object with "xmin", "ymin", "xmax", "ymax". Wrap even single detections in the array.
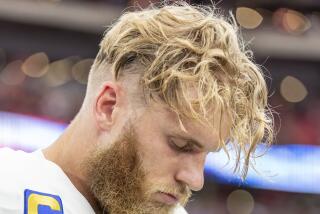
[{"xmin": 147, "ymin": 183, "xmax": 192, "ymax": 205}]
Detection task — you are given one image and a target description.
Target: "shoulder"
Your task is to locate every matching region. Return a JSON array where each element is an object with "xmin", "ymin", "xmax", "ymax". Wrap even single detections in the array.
[
  {"xmin": 0, "ymin": 147, "xmax": 28, "ymax": 160},
  {"xmin": 0, "ymin": 148, "xmax": 40, "ymax": 212},
  {"xmin": 0, "ymin": 147, "xmax": 45, "ymax": 190},
  {"xmin": 0, "ymin": 147, "xmax": 95, "ymax": 214},
  {"xmin": 0, "ymin": 147, "xmax": 43, "ymax": 178},
  {"xmin": 0, "ymin": 147, "xmax": 36, "ymax": 179}
]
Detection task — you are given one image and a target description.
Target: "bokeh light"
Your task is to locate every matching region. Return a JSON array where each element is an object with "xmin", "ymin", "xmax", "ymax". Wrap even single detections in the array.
[
  {"xmin": 236, "ymin": 7, "xmax": 263, "ymax": 29},
  {"xmin": 227, "ymin": 189, "xmax": 255, "ymax": 214},
  {"xmin": 71, "ymin": 58, "xmax": 94, "ymax": 84},
  {"xmin": 280, "ymin": 76, "xmax": 308, "ymax": 103},
  {"xmin": 284, "ymin": 10, "xmax": 311, "ymax": 34},
  {"xmin": 273, "ymin": 8, "xmax": 311, "ymax": 35},
  {"xmin": 22, "ymin": 52, "xmax": 49, "ymax": 78},
  {"xmin": 43, "ymin": 58, "xmax": 77, "ymax": 87},
  {"xmin": 0, "ymin": 60, "xmax": 25, "ymax": 85}
]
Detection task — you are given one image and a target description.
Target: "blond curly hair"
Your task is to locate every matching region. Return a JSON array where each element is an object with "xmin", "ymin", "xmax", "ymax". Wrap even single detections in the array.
[{"xmin": 88, "ymin": 1, "xmax": 274, "ymax": 178}]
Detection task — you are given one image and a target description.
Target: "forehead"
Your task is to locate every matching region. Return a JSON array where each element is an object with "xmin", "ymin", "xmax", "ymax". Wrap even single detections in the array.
[{"xmin": 146, "ymin": 102, "xmax": 230, "ymax": 151}]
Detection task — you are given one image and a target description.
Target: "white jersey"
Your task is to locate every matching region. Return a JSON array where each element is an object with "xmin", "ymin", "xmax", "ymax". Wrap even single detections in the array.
[
  {"xmin": 0, "ymin": 147, "xmax": 95, "ymax": 214},
  {"xmin": 0, "ymin": 148, "xmax": 188, "ymax": 214}
]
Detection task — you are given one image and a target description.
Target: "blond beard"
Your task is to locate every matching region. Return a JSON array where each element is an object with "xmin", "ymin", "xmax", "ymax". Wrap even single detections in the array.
[{"xmin": 84, "ymin": 125, "xmax": 191, "ymax": 214}]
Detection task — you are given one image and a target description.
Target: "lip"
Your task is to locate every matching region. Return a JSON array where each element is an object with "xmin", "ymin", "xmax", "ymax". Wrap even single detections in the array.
[{"xmin": 153, "ymin": 192, "xmax": 179, "ymax": 205}]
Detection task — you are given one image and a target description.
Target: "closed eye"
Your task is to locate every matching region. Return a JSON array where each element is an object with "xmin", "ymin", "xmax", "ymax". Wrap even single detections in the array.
[{"xmin": 168, "ymin": 137, "xmax": 195, "ymax": 153}]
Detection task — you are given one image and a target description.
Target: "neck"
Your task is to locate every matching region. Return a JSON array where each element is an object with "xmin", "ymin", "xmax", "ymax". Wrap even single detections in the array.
[{"xmin": 43, "ymin": 117, "xmax": 102, "ymax": 213}]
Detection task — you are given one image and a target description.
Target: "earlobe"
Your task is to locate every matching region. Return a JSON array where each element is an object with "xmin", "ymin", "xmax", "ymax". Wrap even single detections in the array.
[{"xmin": 95, "ymin": 82, "xmax": 119, "ymax": 131}]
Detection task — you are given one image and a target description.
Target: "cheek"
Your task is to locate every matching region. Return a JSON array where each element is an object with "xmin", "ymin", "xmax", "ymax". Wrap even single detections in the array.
[{"xmin": 138, "ymin": 132, "xmax": 178, "ymax": 178}]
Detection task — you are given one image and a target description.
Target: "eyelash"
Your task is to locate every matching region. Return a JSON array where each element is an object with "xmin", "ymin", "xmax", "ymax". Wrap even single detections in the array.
[{"xmin": 168, "ymin": 138, "xmax": 194, "ymax": 153}]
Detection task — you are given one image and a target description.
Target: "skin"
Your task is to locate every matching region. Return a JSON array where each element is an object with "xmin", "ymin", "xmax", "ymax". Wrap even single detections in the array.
[{"xmin": 43, "ymin": 80, "xmax": 229, "ymax": 213}]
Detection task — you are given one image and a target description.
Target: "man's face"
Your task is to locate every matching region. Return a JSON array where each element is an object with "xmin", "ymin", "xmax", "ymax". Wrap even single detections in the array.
[{"xmin": 85, "ymin": 102, "xmax": 226, "ymax": 213}]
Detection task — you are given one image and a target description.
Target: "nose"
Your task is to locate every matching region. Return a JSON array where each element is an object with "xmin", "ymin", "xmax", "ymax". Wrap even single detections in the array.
[{"xmin": 174, "ymin": 154, "xmax": 206, "ymax": 191}]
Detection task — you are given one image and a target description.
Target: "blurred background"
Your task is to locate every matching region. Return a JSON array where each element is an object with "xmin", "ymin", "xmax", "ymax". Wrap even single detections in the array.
[{"xmin": 0, "ymin": 0, "xmax": 320, "ymax": 213}]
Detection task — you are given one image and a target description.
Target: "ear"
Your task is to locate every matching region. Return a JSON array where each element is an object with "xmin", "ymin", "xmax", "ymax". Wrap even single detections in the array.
[{"xmin": 95, "ymin": 82, "xmax": 123, "ymax": 131}]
